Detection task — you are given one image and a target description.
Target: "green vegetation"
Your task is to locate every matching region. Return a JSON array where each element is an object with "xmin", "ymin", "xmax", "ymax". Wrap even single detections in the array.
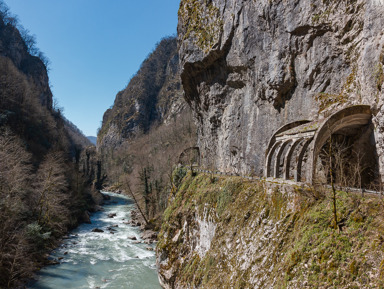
[
  {"xmin": 158, "ymin": 171, "xmax": 384, "ymax": 288},
  {"xmin": 178, "ymin": 0, "xmax": 223, "ymax": 52},
  {"xmin": 315, "ymin": 67, "xmax": 357, "ymax": 114}
]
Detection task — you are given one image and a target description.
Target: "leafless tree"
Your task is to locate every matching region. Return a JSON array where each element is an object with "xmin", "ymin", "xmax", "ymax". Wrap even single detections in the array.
[{"xmin": 33, "ymin": 151, "xmax": 69, "ymax": 231}]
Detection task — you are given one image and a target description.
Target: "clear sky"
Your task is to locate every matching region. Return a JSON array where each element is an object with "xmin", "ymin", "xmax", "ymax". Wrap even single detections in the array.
[{"xmin": 5, "ymin": 0, "xmax": 180, "ymax": 136}]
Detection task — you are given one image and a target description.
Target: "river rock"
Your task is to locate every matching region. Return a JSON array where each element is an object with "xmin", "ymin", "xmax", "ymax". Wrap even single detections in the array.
[
  {"xmin": 128, "ymin": 236, "xmax": 137, "ymax": 240},
  {"xmin": 94, "ymin": 205, "xmax": 104, "ymax": 212},
  {"xmin": 146, "ymin": 247, "xmax": 154, "ymax": 251},
  {"xmin": 141, "ymin": 230, "xmax": 157, "ymax": 241},
  {"xmin": 108, "ymin": 213, "xmax": 117, "ymax": 218},
  {"xmin": 46, "ymin": 259, "xmax": 60, "ymax": 265},
  {"xmin": 101, "ymin": 193, "xmax": 111, "ymax": 200},
  {"xmin": 92, "ymin": 228, "xmax": 104, "ymax": 233}
]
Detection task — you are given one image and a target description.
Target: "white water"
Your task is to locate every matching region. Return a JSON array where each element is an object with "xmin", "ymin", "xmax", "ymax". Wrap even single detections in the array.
[{"xmin": 30, "ymin": 192, "xmax": 161, "ymax": 289}]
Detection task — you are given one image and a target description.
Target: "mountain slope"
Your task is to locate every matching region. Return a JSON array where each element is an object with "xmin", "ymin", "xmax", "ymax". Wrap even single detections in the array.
[
  {"xmin": 97, "ymin": 36, "xmax": 196, "ymax": 223},
  {"xmin": 87, "ymin": 136, "xmax": 97, "ymax": 145},
  {"xmin": 0, "ymin": 3, "xmax": 98, "ymax": 287},
  {"xmin": 98, "ymin": 36, "xmax": 185, "ymax": 149}
]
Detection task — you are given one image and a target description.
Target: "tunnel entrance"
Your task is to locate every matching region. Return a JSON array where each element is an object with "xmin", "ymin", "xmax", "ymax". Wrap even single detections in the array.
[
  {"xmin": 315, "ymin": 121, "xmax": 379, "ymax": 189},
  {"xmin": 265, "ymin": 105, "xmax": 380, "ymax": 189}
]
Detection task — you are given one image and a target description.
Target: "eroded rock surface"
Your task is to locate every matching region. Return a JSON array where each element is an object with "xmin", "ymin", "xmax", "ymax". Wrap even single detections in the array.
[{"xmin": 178, "ymin": 0, "xmax": 384, "ymax": 175}]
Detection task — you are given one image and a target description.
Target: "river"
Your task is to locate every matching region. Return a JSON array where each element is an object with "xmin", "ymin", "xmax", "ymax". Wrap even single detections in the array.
[{"xmin": 30, "ymin": 192, "xmax": 161, "ymax": 289}]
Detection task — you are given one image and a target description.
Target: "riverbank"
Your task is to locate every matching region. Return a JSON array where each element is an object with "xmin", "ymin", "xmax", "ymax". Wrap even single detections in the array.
[
  {"xmin": 30, "ymin": 192, "xmax": 161, "ymax": 288},
  {"xmin": 102, "ymin": 186, "xmax": 159, "ymax": 245}
]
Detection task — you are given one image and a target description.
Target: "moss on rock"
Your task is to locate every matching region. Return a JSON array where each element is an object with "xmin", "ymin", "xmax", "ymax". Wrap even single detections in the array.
[
  {"xmin": 157, "ymin": 170, "xmax": 384, "ymax": 288},
  {"xmin": 178, "ymin": 0, "xmax": 223, "ymax": 53}
]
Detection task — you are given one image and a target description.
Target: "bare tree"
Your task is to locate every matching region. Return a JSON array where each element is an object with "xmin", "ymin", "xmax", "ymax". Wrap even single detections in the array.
[
  {"xmin": 122, "ymin": 177, "xmax": 149, "ymax": 225},
  {"xmin": 328, "ymin": 134, "xmax": 339, "ymax": 231},
  {"xmin": 34, "ymin": 151, "xmax": 69, "ymax": 231}
]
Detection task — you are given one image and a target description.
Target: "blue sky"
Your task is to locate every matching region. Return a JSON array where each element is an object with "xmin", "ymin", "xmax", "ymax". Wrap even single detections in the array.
[{"xmin": 5, "ymin": 0, "xmax": 180, "ymax": 136}]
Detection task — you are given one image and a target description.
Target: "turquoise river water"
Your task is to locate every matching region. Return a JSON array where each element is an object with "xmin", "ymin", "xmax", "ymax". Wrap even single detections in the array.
[{"xmin": 29, "ymin": 192, "xmax": 161, "ymax": 289}]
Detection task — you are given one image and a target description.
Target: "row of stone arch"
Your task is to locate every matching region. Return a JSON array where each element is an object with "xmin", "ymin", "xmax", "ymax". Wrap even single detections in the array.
[{"xmin": 265, "ymin": 105, "xmax": 375, "ymax": 185}]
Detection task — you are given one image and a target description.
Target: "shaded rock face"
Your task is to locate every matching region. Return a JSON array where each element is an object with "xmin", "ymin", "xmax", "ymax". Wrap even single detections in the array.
[
  {"xmin": 178, "ymin": 0, "xmax": 384, "ymax": 176},
  {"xmin": 98, "ymin": 36, "xmax": 185, "ymax": 150},
  {"xmin": 0, "ymin": 18, "xmax": 52, "ymax": 109}
]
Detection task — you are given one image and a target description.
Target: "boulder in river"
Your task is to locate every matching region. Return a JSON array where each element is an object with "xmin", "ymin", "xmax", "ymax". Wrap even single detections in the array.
[
  {"xmin": 128, "ymin": 236, "xmax": 137, "ymax": 240},
  {"xmin": 108, "ymin": 213, "xmax": 117, "ymax": 218},
  {"xmin": 92, "ymin": 228, "xmax": 104, "ymax": 233}
]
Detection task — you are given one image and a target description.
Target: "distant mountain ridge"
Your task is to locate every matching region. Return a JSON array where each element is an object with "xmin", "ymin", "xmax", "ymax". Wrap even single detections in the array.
[{"xmin": 87, "ymin": 136, "xmax": 97, "ymax": 145}]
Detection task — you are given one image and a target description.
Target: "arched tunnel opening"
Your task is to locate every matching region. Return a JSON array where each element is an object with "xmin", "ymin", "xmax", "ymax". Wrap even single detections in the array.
[{"xmin": 315, "ymin": 121, "xmax": 379, "ymax": 190}]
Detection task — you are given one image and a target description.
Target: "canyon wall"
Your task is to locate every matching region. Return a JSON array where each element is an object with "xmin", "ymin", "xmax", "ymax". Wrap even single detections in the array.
[{"xmin": 178, "ymin": 0, "xmax": 384, "ymax": 176}]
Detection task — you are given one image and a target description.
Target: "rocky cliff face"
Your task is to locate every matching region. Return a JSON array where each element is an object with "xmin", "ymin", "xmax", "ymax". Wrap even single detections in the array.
[
  {"xmin": 178, "ymin": 0, "xmax": 384, "ymax": 176},
  {"xmin": 98, "ymin": 36, "xmax": 186, "ymax": 150},
  {"xmin": 0, "ymin": 17, "xmax": 52, "ymax": 108}
]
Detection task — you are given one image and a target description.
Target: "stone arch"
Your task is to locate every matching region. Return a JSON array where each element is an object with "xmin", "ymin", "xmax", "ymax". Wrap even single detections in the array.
[
  {"xmin": 274, "ymin": 140, "xmax": 292, "ymax": 178},
  {"xmin": 283, "ymin": 138, "xmax": 303, "ymax": 180},
  {"xmin": 296, "ymin": 138, "xmax": 313, "ymax": 182},
  {"xmin": 265, "ymin": 120, "xmax": 311, "ymax": 178},
  {"xmin": 178, "ymin": 147, "xmax": 200, "ymax": 166},
  {"xmin": 310, "ymin": 105, "xmax": 375, "ymax": 185},
  {"xmin": 264, "ymin": 105, "xmax": 379, "ymax": 187}
]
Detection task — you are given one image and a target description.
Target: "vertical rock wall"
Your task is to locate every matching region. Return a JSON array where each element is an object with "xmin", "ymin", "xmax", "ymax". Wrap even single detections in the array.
[{"xmin": 178, "ymin": 0, "xmax": 384, "ymax": 176}]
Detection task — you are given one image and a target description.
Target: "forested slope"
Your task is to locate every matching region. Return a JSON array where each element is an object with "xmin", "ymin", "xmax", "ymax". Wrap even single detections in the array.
[
  {"xmin": 0, "ymin": 3, "xmax": 98, "ymax": 287},
  {"xmin": 98, "ymin": 36, "xmax": 196, "ymax": 225}
]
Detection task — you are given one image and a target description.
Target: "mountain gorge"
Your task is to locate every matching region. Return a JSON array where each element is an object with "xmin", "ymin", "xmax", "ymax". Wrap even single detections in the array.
[
  {"xmin": 98, "ymin": 36, "xmax": 196, "ymax": 224},
  {"xmin": 0, "ymin": 5, "xmax": 100, "ymax": 287},
  {"xmin": 156, "ymin": 0, "xmax": 384, "ymax": 288},
  {"xmin": 2, "ymin": 0, "xmax": 384, "ymax": 287}
]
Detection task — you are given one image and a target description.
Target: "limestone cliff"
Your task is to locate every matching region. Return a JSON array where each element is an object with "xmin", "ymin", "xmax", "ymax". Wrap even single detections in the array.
[{"xmin": 178, "ymin": 0, "xmax": 384, "ymax": 176}]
